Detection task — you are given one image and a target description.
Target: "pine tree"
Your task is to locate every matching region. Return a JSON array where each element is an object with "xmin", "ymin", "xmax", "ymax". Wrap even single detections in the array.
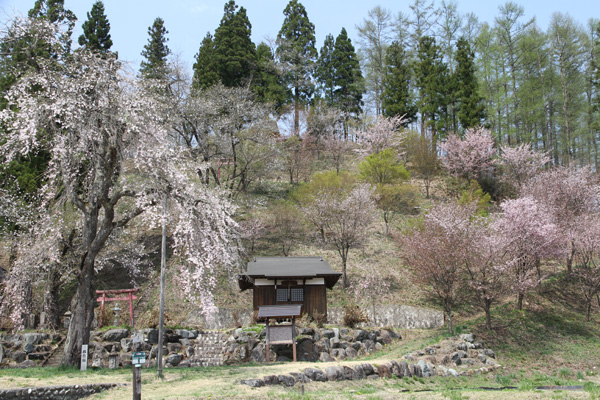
[
  {"xmin": 454, "ymin": 37, "xmax": 485, "ymax": 129},
  {"xmin": 415, "ymin": 35, "xmax": 450, "ymax": 149},
  {"xmin": 253, "ymin": 42, "xmax": 287, "ymax": 113},
  {"xmin": 78, "ymin": 1, "xmax": 113, "ymax": 53},
  {"xmin": 331, "ymin": 27, "xmax": 364, "ymax": 138},
  {"xmin": 276, "ymin": 0, "xmax": 317, "ymax": 136},
  {"xmin": 213, "ymin": 0, "xmax": 256, "ymax": 87},
  {"xmin": 139, "ymin": 17, "xmax": 171, "ymax": 80},
  {"xmin": 316, "ymin": 34, "xmax": 336, "ymax": 105},
  {"xmin": 381, "ymin": 41, "xmax": 417, "ymax": 125},
  {"xmin": 192, "ymin": 33, "xmax": 219, "ymax": 91}
]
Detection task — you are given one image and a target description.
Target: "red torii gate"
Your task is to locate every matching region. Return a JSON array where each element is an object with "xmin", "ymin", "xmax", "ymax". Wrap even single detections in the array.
[{"xmin": 96, "ymin": 289, "xmax": 139, "ymax": 328}]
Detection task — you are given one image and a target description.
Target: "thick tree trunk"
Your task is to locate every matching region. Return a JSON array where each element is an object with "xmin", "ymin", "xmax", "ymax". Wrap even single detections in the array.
[
  {"xmin": 517, "ymin": 292, "xmax": 524, "ymax": 310},
  {"xmin": 485, "ymin": 300, "xmax": 492, "ymax": 331},
  {"xmin": 62, "ymin": 255, "xmax": 96, "ymax": 366},
  {"xmin": 42, "ymin": 269, "xmax": 61, "ymax": 329},
  {"xmin": 446, "ymin": 307, "xmax": 453, "ymax": 335}
]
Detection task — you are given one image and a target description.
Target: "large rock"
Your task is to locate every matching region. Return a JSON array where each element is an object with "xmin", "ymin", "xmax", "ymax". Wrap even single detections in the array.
[
  {"xmin": 278, "ymin": 375, "xmax": 296, "ymax": 387},
  {"xmin": 357, "ymin": 363, "xmax": 375, "ymax": 376},
  {"xmin": 146, "ymin": 329, "xmax": 159, "ymax": 344},
  {"xmin": 319, "ymin": 352, "xmax": 334, "ymax": 362},
  {"xmin": 459, "ymin": 333, "xmax": 474, "ymax": 343},
  {"xmin": 241, "ymin": 379, "xmax": 264, "ymax": 387},
  {"xmin": 321, "ymin": 330, "xmax": 335, "ymax": 339},
  {"xmin": 353, "ymin": 329, "xmax": 368, "ymax": 342},
  {"xmin": 418, "ymin": 360, "xmax": 434, "ymax": 377},
  {"xmin": 23, "ymin": 333, "xmax": 45, "ymax": 344},
  {"xmin": 102, "ymin": 329, "xmax": 129, "ymax": 342},
  {"xmin": 303, "ymin": 367, "xmax": 327, "ymax": 382},
  {"xmin": 166, "ymin": 353, "xmax": 183, "ymax": 366},
  {"xmin": 376, "ymin": 363, "xmax": 393, "ymax": 378},
  {"xmin": 353, "ymin": 364, "xmax": 367, "ymax": 380},
  {"xmin": 250, "ymin": 343, "xmax": 276, "ymax": 363},
  {"xmin": 12, "ymin": 350, "xmax": 26, "ymax": 363},
  {"xmin": 325, "ymin": 366, "xmax": 345, "ymax": 381},
  {"xmin": 483, "ymin": 349, "xmax": 496, "ymax": 359},
  {"xmin": 297, "ymin": 338, "xmax": 318, "ymax": 362},
  {"xmin": 343, "ymin": 365, "xmax": 360, "ymax": 380},
  {"xmin": 289, "ymin": 372, "xmax": 310, "ymax": 383},
  {"xmin": 175, "ymin": 329, "xmax": 197, "ymax": 339}
]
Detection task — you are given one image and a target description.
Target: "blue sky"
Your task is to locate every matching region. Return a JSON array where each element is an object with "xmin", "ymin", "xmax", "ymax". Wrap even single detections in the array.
[{"xmin": 1, "ymin": 0, "xmax": 598, "ymax": 73}]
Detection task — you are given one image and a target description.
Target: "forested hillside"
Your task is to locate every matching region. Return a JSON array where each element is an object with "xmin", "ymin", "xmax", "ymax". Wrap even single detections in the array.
[{"xmin": 1, "ymin": 0, "xmax": 600, "ymax": 369}]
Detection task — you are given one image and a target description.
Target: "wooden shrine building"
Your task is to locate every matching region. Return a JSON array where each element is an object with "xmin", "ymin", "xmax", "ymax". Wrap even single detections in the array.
[{"xmin": 238, "ymin": 256, "xmax": 342, "ymax": 319}]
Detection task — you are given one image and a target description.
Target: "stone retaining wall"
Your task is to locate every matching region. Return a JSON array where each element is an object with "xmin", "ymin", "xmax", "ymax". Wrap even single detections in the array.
[
  {"xmin": 185, "ymin": 304, "xmax": 444, "ymax": 330},
  {"xmin": 0, "ymin": 383, "xmax": 122, "ymax": 399}
]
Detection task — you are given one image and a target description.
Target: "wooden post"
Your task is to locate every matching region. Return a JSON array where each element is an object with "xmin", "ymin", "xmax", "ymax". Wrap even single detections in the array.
[
  {"xmin": 133, "ymin": 365, "xmax": 141, "ymax": 400},
  {"xmin": 292, "ymin": 317, "xmax": 297, "ymax": 362},
  {"xmin": 265, "ymin": 318, "xmax": 270, "ymax": 363},
  {"xmin": 157, "ymin": 192, "xmax": 167, "ymax": 378}
]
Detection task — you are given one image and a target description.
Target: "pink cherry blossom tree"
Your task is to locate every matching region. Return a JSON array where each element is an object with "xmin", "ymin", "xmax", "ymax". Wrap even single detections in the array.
[
  {"xmin": 441, "ymin": 127, "xmax": 496, "ymax": 181},
  {"xmin": 493, "ymin": 197, "xmax": 562, "ymax": 309},
  {"xmin": 357, "ymin": 115, "xmax": 407, "ymax": 156},
  {"xmin": 0, "ymin": 18, "xmax": 238, "ymax": 365},
  {"xmin": 523, "ymin": 166, "xmax": 600, "ymax": 274},
  {"xmin": 495, "ymin": 143, "xmax": 550, "ymax": 190},
  {"xmin": 299, "ymin": 181, "xmax": 376, "ymax": 288},
  {"xmin": 570, "ymin": 214, "xmax": 600, "ymax": 321},
  {"xmin": 399, "ymin": 201, "xmax": 477, "ymax": 334}
]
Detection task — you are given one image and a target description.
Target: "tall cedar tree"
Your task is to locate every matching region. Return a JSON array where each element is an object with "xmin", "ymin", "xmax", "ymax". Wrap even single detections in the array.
[
  {"xmin": 381, "ymin": 41, "xmax": 417, "ymax": 126},
  {"xmin": 213, "ymin": 1, "xmax": 256, "ymax": 87},
  {"xmin": 139, "ymin": 17, "xmax": 171, "ymax": 80},
  {"xmin": 78, "ymin": 1, "xmax": 113, "ymax": 53},
  {"xmin": 331, "ymin": 28, "xmax": 364, "ymax": 139},
  {"xmin": 316, "ymin": 34, "xmax": 336, "ymax": 105},
  {"xmin": 276, "ymin": 0, "xmax": 317, "ymax": 136},
  {"xmin": 415, "ymin": 35, "xmax": 449, "ymax": 150},
  {"xmin": 253, "ymin": 43, "xmax": 287, "ymax": 113},
  {"xmin": 454, "ymin": 37, "xmax": 485, "ymax": 130},
  {"xmin": 192, "ymin": 33, "xmax": 219, "ymax": 91}
]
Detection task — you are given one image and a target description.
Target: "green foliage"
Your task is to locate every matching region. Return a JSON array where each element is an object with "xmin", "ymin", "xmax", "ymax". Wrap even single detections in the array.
[
  {"xmin": 358, "ymin": 148, "xmax": 410, "ymax": 185},
  {"xmin": 78, "ymin": 1, "xmax": 113, "ymax": 53},
  {"xmin": 458, "ymin": 180, "xmax": 491, "ymax": 216},
  {"xmin": 381, "ymin": 41, "xmax": 417, "ymax": 124},
  {"xmin": 192, "ymin": 33, "xmax": 219, "ymax": 91},
  {"xmin": 415, "ymin": 36, "xmax": 449, "ymax": 144},
  {"xmin": 454, "ymin": 37, "xmax": 485, "ymax": 130},
  {"xmin": 252, "ymin": 42, "xmax": 287, "ymax": 113},
  {"xmin": 139, "ymin": 17, "xmax": 171, "ymax": 80},
  {"xmin": 276, "ymin": 0, "xmax": 317, "ymax": 134},
  {"xmin": 292, "ymin": 170, "xmax": 355, "ymax": 203},
  {"xmin": 316, "ymin": 34, "xmax": 336, "ymax": 105},
  {"xmin": 330, "ymin": 28, "xmax": 364, "ymax": 128},
  {"xmin": 213, "ymin": 1, "xmax": 256, "ymax": 87}
]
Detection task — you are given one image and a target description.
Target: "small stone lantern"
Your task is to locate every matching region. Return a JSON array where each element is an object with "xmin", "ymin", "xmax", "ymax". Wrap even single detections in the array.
[{"xmin": 113, "ymin": 303, "xmax": 121, "ymax": 326}]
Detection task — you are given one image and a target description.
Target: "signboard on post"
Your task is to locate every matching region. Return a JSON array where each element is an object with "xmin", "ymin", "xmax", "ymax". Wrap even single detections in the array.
[
  {"xmin": 80, "ymin": 344, "xmax": 88, "ymax": 371},
  {"xmin": 132, "ymin": 351, "xmax": 146, "ymax": 366}
]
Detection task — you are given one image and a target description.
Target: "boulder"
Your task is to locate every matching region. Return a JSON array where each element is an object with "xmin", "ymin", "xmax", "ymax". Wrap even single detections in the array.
[
  {"xmin": 325, "ymin": 366, "xmax": 345, "ymax": 381},
  {"xmin": 363, "ymin": 339, "xmax": 376, "ymax": 353},
  {"xmin": 241, "ymin": 379, "xmax": 265, "ymax": 388},
  {"xmin": 12, "ymin": 350, "xmax": 26, "ymax": 363},
  {"xmin": 278, "ymin": 375, "xmax": 296, "ymax": 387},
  {"xmin": 23, "ymin": 343, "xmax": 35, "ymax": 354},
  {"xmin": 102, "ymin": 328, "xmax": 129, "ymax": 342},
  {"xmin": 18, "ymin": 359, "xmax": 37, "ymax": 368},
  {"xmin": 250, "ymin": 343, "xmax": 276, "ymax": 363},
  {"xmin": 146, "ymin": 329, "xmax": 159, "ymax": 344},
  {"xmin": 321, "ymin": 329, "xmax": 335, "ymax": 339},
  {"xmin": 358, "ymin": 363, "xmax": 375, "ymax": 376},
  {"xmin": 456, "ymin": 342, "xmax": 468, "ymax": 351},
  {"xmin": 303, "ymin": 367, "xmax": 327, "ymax": 382},
  {"xmin": 482, "ymin": 349, "xmax": 495, "ymax": 359},
  {"xmin": 299, "ymin": 327, "xmax": 314, "ymax": 336},
  {"xmin": 175, "ymin": 329, "xmax": 197, "ymax": 339},
  {"xmin": 167, "ymin": 343, "xmax": 182, "ymax": 354},
  {"xmin": 297, "ymin": 338, "xmax": 318, "ymax": 362},
  {"xmin": 353, "ymin": 364, "xmax": 367, "ymax": 380},
  {"xmin": 121, "ymin": 338, "xmax": 133, "ymax": 352},
  {"xmin": 23, "ymin": 333, "xmax": 45, "ymax": 344},
  {"xmin": 330, "ymin": 337, "xmax": 341, "ymax": 348},
  {"xmin": 377, "ymin": 363, "xmax": 392, "ymax": 378},
  {"xmin": 353, "ymin": 329, "xmax": 368, "ymax": 342},
  {"xmin": 319, "ymin": 352, "xmax": 334, "ymax": 362},
  {"xmin": 343, "ymin": 365, "xmax": 360, "ymax": 380},
  {"xmin": 399, "ymin": 361, "xmax": 411, "ymax": 377},
  {"xmin": 263, "ymin": 375, "xmax": 279, "ymax": 385},
  {"xmin": 459, "ymin": 333, "xmax": 474, "ymax": 343},
  {"xmin": 345, "ymin": 347, "xmax": 358, "ymax": 359},
  {"xmin": 331, "ymin": 348, "xmax": 346, "ymax": 360},
  {"xmin": 166, "ymin": 353, "xmax": 183, "ymax": 366},
  {"xmin": 289, "ymin": 372, "xmax": 310, "ymax": 383}
]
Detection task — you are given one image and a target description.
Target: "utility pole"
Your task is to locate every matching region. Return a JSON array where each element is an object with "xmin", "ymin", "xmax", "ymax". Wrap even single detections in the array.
[{"xmin": 157, "ymin": 193, "xmax": 167, "ymax": 378}]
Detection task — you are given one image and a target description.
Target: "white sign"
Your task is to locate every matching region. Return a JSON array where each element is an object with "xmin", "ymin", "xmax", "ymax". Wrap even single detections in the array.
[
  {"xmin": 80, "ymin": 344, "xmax": 88, "ymax": 371},
  {"xmin": 132, "ymin": 333, "xmax": 143, "ymax": 343}
]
